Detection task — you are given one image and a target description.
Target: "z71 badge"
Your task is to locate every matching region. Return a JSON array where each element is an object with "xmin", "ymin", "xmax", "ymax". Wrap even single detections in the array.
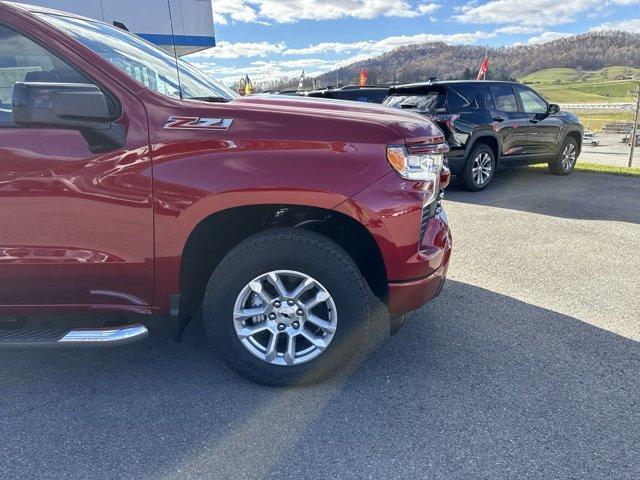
[{"xmin": 164, "ymin": 116, "xmax": 234, "ymax": 131}]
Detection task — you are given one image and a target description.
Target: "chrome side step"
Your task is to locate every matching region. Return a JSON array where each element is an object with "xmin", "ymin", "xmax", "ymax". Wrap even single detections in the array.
[
  {"xmin": 59, "ymin": 324, "xmax": 148, "ymax": 345},
  {"xmin": 0, "ymin": 324, "xmax": 148, "ymax": 347}
]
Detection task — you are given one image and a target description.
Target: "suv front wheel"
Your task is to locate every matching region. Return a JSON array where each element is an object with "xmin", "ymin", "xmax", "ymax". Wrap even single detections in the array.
[
  {"xmin": 461, "ymin": 144, "xmax": 496, "ymax": 191},
  {"xmin": 549, "ymin": 137, "xmax": 578, "ymax": 175},
  {"xmin": 202, "ymin": 228, "xmax": 372, "ymax": 386}
]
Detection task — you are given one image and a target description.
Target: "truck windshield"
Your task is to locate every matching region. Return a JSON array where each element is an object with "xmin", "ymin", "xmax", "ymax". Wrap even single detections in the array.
[{"xmin": 38, "ymin": 14, "xmax": 238, "ymax": 102}]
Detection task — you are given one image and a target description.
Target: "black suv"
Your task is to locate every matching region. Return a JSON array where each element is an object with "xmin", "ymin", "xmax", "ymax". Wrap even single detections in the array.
[
  {"xmin": 384, "ymin": 81, "xmax": 584, "ymax": 190},
  {"xmin": 305, "ymin": 85, "xmax": 390, "ymax": 104}
]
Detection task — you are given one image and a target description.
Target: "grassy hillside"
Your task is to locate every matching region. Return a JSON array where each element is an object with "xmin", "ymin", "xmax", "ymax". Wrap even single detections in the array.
[
  {"xmin": 520, "ymin": 66, "xmax": 640, "ymax": 103},
  {"xmin": 518, "ymin": 66, "xmax": 639, "ymax": 131}
]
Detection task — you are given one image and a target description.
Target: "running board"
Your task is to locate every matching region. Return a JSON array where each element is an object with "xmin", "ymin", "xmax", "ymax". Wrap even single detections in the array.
[{"xmin": 0, "ymin": 324, "xmax": 148, "ymax": 347}]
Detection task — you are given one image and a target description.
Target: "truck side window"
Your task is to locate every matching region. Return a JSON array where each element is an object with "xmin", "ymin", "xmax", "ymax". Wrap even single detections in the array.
[
  {"xmin": 489, "ymin": 85, "xmax": 518, "ymax": 113},
  {"xmin": 0, "ymin": 23, "xmax": 92, "ymax": 125}
]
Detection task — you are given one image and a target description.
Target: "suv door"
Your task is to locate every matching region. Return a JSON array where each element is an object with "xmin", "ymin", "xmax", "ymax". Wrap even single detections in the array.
[
  {"xmin": 515, "ymin": 86, "xmax": 563, "ymax": 159},
  {"xmin": 0, "ymin": 18, "xmax": 153, "ymax": 309},
  {"xmin": 487, "ymin": 84, "xmax": 529, "ymax": 160}
]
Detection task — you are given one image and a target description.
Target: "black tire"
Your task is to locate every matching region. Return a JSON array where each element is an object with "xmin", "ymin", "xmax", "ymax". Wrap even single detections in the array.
[
  {"xmin": 460, "ymin": 144, "xmax": 496, "ymax": 191},
  {"xmin": 549, "ymin": 137, "xmax": 579, "ymax": 175},
  {"xmin": 202, "ymin": 228, "xmax": 372, "ymax": 386}
]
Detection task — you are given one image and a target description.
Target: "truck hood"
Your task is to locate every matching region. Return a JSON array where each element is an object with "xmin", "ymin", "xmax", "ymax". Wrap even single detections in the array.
[{"xmin": 230, "ymin": 95, "xmax": 445, "ymax": 145}]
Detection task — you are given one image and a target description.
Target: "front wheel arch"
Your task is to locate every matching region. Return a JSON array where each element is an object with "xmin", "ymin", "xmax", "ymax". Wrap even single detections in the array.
[{"xmin": 177, "ymin": 204, "xmax": 388, "ymax": 337}]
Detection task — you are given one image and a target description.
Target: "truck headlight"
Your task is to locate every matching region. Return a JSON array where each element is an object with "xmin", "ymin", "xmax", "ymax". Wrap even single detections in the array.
[{"xmin": 386, "ymin": 144, "xmax": 448, "ymax": 203}]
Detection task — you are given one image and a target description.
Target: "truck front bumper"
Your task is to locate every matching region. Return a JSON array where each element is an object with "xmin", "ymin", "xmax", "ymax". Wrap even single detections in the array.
[
  {"xmin": 334, "ymin": 172, "xmax": 452, "ymax": 318},
  {"xmin": 387, "ymin": 205, "xmax": 451, "ymax": 316}
]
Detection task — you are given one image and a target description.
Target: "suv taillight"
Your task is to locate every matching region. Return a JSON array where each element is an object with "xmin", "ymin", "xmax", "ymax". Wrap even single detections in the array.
[{"xmin": 426, "ymin": 113, "xmax": 460, "ymax": 131}]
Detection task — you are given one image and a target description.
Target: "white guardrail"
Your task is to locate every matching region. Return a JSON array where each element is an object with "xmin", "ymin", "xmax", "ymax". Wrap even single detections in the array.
[{"xmin": 560, "ymin": 103, "xmax": 635, "ymax": 111}]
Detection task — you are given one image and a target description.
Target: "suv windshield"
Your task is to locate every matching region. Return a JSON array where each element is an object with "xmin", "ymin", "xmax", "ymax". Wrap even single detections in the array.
[{"xmin": 39, "ymin": 14, "xmax": 238, "ymax": 101}]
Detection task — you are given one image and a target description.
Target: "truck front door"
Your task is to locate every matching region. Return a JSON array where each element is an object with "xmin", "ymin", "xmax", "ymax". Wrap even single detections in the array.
[{"xmin": 0, "ymin": 18, "xmax": 154, "ymax": 310}]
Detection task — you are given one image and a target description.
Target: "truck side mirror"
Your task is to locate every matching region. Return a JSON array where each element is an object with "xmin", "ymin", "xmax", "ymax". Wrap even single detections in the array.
[{"xmin": 12, "ymin": 82, "xmax": 125, "ymax": 154}]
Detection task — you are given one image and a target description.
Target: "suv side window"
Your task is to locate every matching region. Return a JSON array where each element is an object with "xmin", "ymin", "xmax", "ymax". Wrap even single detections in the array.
[
  {"xmin": 516, "ymin": 87, "xmax": 548, "ymax": 114},
  {"xmin": 0, "ymin": 23, "xmax": 92, "ymax": 124},
  {"xmin": 489, "ymin": 85, "xmax": 519, "ymax": 113},
  {"xmin": 447, "ymin": 84, "xmax": 482, "ymax": 109}
]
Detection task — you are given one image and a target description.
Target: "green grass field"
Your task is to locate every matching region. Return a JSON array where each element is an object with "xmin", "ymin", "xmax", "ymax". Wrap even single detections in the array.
[
  {"xmin": 520, "ymin": 66, "xmax": 640, "ymax": 103},
  {"xmin": 528, "ymin": 162, "xmax": 640, "ymax": 177},
  {"xmin": 577, "ymin": 111, "xmax": 636, "ymax": 132}
]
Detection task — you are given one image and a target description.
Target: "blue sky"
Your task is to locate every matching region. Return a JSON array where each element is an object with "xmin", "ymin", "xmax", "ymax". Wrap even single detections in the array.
[{"xmin": 186, "ymin": 0, "xmax": 640, "ymax": 86}]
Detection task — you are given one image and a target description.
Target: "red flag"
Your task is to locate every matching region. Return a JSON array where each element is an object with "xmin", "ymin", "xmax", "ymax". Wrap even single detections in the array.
[
  {"xmin": 477, "ymin": 57, "xmax": 489, "ymax": 80},
  {"xmin": 359, "ymin": 68, "xmax": 368, "ymax": 87}
]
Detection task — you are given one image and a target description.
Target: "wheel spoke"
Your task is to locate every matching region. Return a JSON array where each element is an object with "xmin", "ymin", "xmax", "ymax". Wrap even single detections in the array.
[
  {"xmin": 306, "ymin": 313, "xmax": 336, "ymax": 334},
  {"xmin": 237, "ymin": 322, "xmax": 270, "ymax": 339},
  {"xmin": 290, "ymin": 277, "xmax": 316, "ymax": 300},
  {"xmin": 249, "ymin": 280, "xmax": 273, "ymax": 303},
  {"xmin": 234, "ymin": 306, "xmax": 267, "ymax": 322},
  {"xmin": 264, "ymin": 332, "xmax": 279, "ymax": 362},
  {"xmin": 304, "ymin": 291, "xmax": 330, "ymax": 310},
  {"xmin": 266, "ymin": 272, "xmax": 289, "ymax": 298},
  {"xmin": 283, "ymin": 335, "xmax": 296, "ymax": 365},
  {"xmin": 300, "ymin": 330, "xmax": 328, "ymax": 350}
]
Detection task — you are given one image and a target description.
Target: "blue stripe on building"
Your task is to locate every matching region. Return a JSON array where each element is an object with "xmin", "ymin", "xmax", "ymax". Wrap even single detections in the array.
[{"xmin": 137, "ymin": 33, "xmax": 216, "ymax": 47}]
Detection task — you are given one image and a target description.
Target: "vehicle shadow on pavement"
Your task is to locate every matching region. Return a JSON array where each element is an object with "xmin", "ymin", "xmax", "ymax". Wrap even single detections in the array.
[
  {"xmin": 0, "ymin": 280, "xmax": 638, "ymax": 479},
  {"xmin": 447, "ymin": 168, "xmax": 640, "ymax": 224}
]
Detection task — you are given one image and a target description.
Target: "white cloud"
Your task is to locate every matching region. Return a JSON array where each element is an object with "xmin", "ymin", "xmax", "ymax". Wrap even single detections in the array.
[
  {"xmin": 195, "ymin": 41, "xmax": 286, "ymax": 59},
  {"xmin": 211, "ymin": 0, "xmax": 259, "ymax": 24},
  {"xmin": 418, "ymin": 2, "xmax": 441, "ymax": 14},
  {"xmin": 212, "ymin": 0, "xmax": 441, "ymax": 24},
  {"xmin": 285, "ymin": 31, "xmax": 495, "ymax": 56},
  {"xmin": 454, "ymin": 0, "xmax": 600, "ymax": 27},
  {"xmin": 591, "ymin": 18, "xmax": 640, "ymax": 33},
  {"xmin": 251, "ymin": 58, "xmax": 331, "ymax": 68},
  {"xmin": 285, "ymin": 41, "xmax": 373, "ymax": 56},
  {"xmin": 526, "ymin": 31, "xmax": 574, "ymax": 44},
  {"xmin": 494, "ymin": 25, "xmax": 544, "ymax": 34},
  {"xmin": 192, "ymin": 30, "xmax": 494, "ymax": 64}
]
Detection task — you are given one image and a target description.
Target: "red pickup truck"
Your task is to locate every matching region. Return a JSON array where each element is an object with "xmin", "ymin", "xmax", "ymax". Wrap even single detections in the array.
[{"xmin": 0, "ymin": 2, "xmax": 452, "ymax": 385}]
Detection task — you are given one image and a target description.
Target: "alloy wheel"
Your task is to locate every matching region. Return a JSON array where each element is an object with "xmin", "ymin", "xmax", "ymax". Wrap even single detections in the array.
[
  {"xmin": 232, "ymin": 270, "xmax": 337, "ymax": 366},
  {"xmin": 561, "ymin": 143, "xmax": 577, "ymax": 171},
  {"xmin": 472, "ymin": 152, "xmax": 493, "ymax": 185}
]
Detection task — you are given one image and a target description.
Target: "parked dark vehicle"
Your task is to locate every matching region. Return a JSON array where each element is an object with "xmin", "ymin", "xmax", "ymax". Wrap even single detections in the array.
[
  {"xmin": 384, "ymin": 81, "xmax": 584, "ymax": 191},
  {"xmin": 305, "ymin": 85, "xmax": 390, "ymax": 104},
  {"xmin": 0, "ymin": 3, "xmax": 452, "ymax": 386}
]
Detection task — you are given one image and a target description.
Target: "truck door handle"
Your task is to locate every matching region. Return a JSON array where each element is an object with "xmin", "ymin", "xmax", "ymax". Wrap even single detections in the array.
[{"xmin": 493, "ymin": 117, "xmax": 504, "ymax": 123}]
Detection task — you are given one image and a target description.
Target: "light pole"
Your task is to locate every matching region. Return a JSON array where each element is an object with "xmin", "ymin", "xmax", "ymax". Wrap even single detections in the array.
[{"xmin": 629, "ymin": 79, "xmax": 640, "ymax": 168}]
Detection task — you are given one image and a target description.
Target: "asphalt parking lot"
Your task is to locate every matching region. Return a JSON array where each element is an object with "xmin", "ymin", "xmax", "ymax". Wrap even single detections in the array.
[{"xmin": 1, "ymin": 168, "xmax": 639, "ymax": 480}]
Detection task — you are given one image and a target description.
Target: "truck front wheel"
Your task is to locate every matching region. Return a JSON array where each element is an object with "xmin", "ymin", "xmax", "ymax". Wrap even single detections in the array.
[{"xmin": 202, "ymin": 228, "xmax": 371, "ymax": 386}]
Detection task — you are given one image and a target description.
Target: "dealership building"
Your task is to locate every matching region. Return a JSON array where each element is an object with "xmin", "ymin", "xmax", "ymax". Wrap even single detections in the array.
[{"xmin": 17, "ymin": 0, "xmax": 215, "ymax": 55}]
